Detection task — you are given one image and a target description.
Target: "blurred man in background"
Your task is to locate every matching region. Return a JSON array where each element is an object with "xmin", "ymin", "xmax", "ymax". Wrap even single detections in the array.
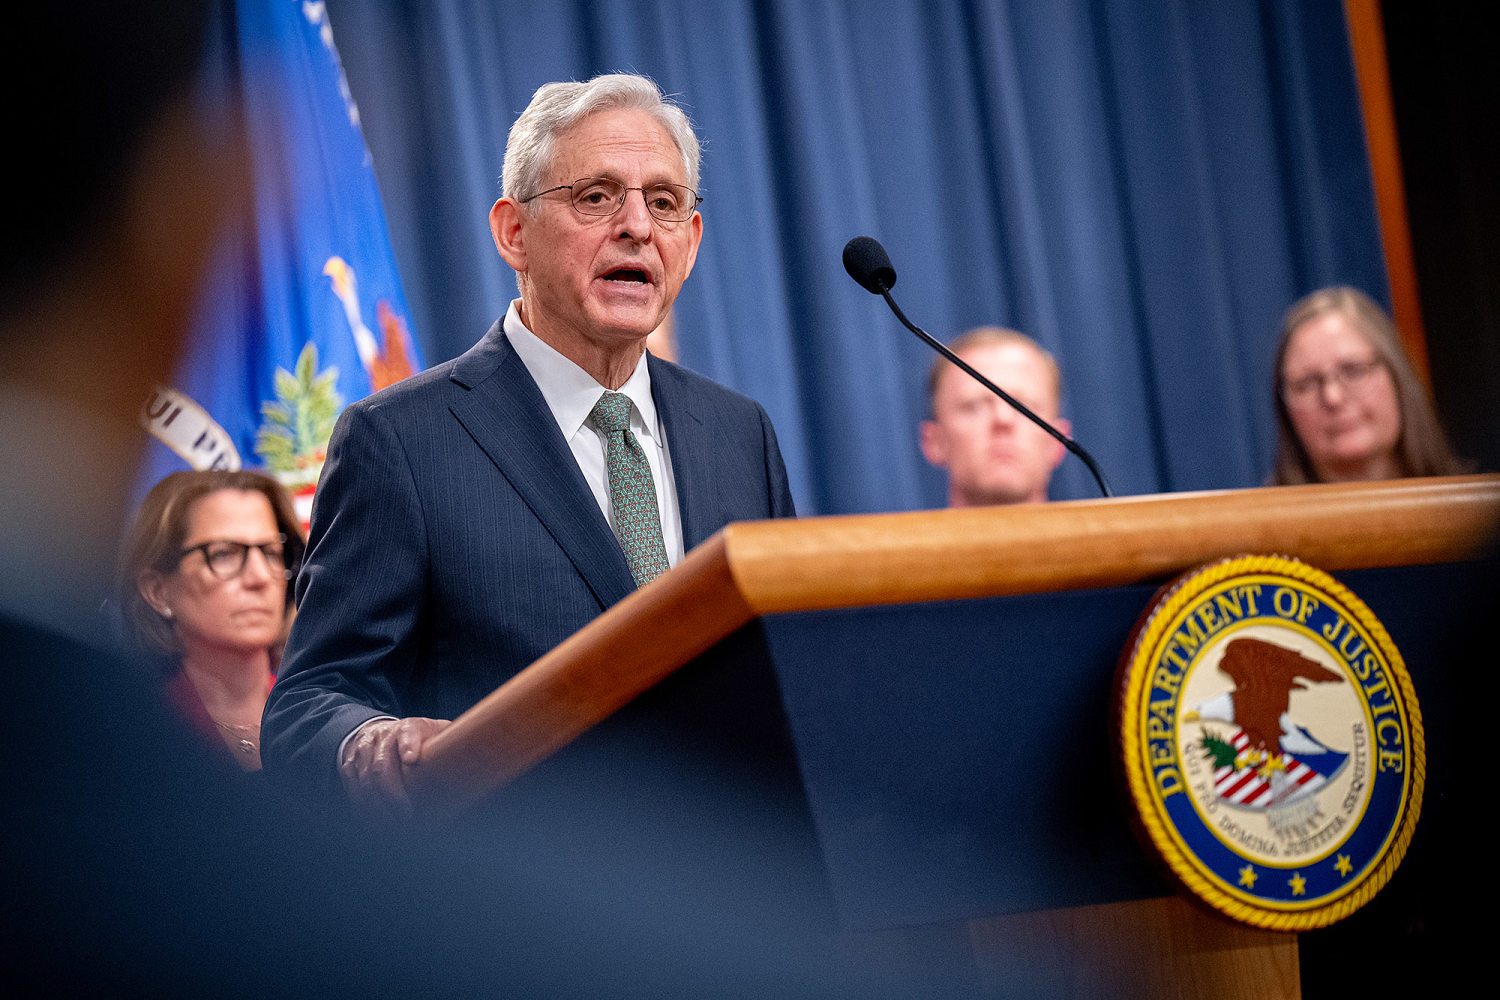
[{"xmin": 920, "ymin": 327, "xmax": 1069, "ymax": 507}]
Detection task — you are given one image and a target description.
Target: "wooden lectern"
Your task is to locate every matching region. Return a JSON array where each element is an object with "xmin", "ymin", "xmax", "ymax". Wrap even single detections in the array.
[{"xmin": 419, "ymin": 476, "xmax": 1499, "ymax": 998}]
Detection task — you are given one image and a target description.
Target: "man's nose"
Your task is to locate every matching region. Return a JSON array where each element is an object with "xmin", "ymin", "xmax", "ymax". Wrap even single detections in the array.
[
  {"xmin": 614, "ymin": 188, "xmax": 655, "ymax": 239},
  {"xmin": 989, "ymin": 398, "xmax": 1018, "ymax": 425}
]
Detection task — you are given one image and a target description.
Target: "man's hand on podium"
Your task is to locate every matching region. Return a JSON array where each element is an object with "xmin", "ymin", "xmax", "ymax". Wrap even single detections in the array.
[{"xmin": 339, "ymin": 717, "xmax": 451, "ymax": 820}]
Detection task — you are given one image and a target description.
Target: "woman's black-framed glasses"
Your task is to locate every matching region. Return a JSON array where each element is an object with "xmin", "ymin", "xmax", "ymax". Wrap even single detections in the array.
[
  {"xmin": 519, "ymin": 177, "xmax": 701, "ymax": 223},
  {"xmin": 179, "ymin": 535, "xmax": 294, "ymax": 581}
]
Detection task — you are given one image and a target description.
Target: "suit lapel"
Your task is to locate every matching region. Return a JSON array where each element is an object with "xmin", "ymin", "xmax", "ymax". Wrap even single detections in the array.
[
  {"xmin": 650, "ymin": 356, "xmax": 716, "ymax": 550},
  {"xmin": 448, "ymin": 327, "xmax": 635, "ymax": 609}
]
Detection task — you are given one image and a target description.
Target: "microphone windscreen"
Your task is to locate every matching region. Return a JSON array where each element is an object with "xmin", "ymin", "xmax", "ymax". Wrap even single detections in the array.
[{"xmin": 842, "ymin": 236, "xmax": 897, "ymax": 294}]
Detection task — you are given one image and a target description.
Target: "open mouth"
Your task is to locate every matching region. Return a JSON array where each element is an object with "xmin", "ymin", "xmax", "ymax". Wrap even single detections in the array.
[{"xmin": 602, "ymin": 267, "xmax": 651, "ymax": 284}]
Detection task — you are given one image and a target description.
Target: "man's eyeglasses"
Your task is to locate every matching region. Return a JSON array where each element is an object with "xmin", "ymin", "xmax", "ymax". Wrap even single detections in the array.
[
  {"xmin": 179, "ymin": 536, "xmax": 294, "ymax": 581},
  {"xmin": 518, "ymin": 177, "xmax": 701, "ymax": 223},
  {"xmin": 1281, "ymin": 358, "xmax": 1384, "ymax": 409}
]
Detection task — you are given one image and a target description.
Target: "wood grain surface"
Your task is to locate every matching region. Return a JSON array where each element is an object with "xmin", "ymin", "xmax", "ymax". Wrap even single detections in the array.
[{"xmin": 418, "ymin": 474, "xmax": 1500, "ymax": 806}]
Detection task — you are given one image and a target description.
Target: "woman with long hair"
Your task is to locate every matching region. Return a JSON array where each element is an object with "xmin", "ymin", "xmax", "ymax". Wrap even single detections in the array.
[{"xmin": 1269, "ymin": 286, "xmax": 1468, "ymax": 485}]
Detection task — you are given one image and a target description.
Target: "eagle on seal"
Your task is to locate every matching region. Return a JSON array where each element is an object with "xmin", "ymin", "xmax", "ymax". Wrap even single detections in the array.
[{"xmin": 1205, "ymin": 637, "xmax": 1344, "ymax": 754}]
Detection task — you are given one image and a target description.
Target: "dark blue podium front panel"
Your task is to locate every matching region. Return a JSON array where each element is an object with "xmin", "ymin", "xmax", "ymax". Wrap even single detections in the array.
[{"xmin": 759, "ymin": 562, "xmax": 1481, "ymax": 931}]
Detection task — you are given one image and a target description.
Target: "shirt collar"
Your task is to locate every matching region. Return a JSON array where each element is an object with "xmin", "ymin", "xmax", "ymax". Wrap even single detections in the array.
[{"xmin": 502, "ymin": 300, "xmax": 662, "ymax": 443}]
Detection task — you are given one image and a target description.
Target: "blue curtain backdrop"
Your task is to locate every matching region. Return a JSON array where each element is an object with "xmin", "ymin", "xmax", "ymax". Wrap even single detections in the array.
[{"xmin": 325, "ymin": 0, "xmax": 1387, "ymax": 515}]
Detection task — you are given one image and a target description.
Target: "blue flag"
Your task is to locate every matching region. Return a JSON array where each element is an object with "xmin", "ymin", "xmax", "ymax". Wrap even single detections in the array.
[{"xmin": 137, "ymin": 1, "xmax": 421, "ymax": 529}]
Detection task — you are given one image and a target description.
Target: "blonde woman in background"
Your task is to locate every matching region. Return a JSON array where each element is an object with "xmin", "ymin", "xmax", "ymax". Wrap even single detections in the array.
[{"xmin": 1269, "ymin": 286, "xmax": 1469, "ymax": 485}]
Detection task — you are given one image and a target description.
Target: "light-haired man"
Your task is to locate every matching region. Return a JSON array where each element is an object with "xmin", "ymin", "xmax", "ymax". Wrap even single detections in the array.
[
  {"xmin": 263, "ymin": 74, "xmax": 795, "ymax": 813},
  {"xmin": 920, "ymin": 327, "xmax": 1069, "ymax": 507}
]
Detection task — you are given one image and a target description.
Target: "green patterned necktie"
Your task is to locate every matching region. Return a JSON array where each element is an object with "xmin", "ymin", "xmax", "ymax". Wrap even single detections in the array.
[{"xmin": 590, "ymin": 391, "xmax": 671, "ymax": 586}]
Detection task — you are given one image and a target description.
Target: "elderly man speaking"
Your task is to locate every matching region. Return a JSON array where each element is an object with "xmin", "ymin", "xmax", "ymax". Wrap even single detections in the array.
[{"xmin": 263, "ymin": 74, "xmax": 796, "ymax": 815}]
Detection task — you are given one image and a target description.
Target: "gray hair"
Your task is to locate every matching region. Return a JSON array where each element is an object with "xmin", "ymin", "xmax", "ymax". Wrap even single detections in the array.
[{"xmin": 502, "ymin": 73, "xmax": 701, "ymax": 206}]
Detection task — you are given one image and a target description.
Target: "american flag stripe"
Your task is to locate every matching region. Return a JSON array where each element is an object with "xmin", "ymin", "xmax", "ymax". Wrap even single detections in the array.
[
  {"xmin": 1267, "ymin": 760, "xmax": 1325, "ymax": 805},
  {"xmin": 1210, "ymin": 727, "xmax": 1321, "ymax": 808}
]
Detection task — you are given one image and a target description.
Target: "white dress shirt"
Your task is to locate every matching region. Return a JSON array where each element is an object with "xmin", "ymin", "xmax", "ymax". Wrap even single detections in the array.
[{"xmin": 501, "ymin": 300, "xmax": 685, "ymax": 568}]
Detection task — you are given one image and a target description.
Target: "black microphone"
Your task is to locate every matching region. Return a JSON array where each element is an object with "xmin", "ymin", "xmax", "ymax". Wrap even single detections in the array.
[
  {"xmin": 843, "ymin": 235, "xmax": 1113, "ymax": 498},
  {"xmin": 842, "ymin": 236, "xmax": 897, "ymax": 295}
]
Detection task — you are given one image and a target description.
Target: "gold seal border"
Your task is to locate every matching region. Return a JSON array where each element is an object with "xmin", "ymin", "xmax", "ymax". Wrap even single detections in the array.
[{"xmin": 1117, "ymin": 554, "xmax": 1426, "ymax": 931}]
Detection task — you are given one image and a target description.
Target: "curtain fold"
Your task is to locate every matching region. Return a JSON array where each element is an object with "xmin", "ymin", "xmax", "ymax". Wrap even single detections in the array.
[{"xmin": 327, "ymin": 0, "xmax": 1385, "ymax": 514}]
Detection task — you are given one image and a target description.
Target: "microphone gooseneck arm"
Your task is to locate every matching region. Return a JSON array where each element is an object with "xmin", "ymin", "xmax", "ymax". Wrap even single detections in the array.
[
  {"xmin": 879, "ymin": 285, "xmax": 1113, "ymax": 498},
  {"xmin": 843, "ymin": 235, "xmax": 1113, "ymax": 499}
]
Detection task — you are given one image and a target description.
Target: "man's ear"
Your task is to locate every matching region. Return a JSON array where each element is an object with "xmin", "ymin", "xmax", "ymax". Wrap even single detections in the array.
[
  {"xmin": 680, "ymin": 210, "xmax": 703, "ymax": 280},
  {"xmin": 490, "ymin": 198, "xmax": 527, "ymax": 272},
  {"xmin": 919, "ymin": 420, "xmax": 948, "ymax": 468}
]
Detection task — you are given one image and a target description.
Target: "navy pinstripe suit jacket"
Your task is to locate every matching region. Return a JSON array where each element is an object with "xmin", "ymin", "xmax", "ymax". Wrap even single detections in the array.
[{"xmin": 261, "ymin": 321, "xmax": 796, "ymax": 794}]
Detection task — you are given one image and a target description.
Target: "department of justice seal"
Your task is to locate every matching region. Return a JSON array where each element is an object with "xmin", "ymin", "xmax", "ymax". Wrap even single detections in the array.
[{"xmin": 1115, "ymin": 555, "xmax": 1424, "ymax": 930}]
